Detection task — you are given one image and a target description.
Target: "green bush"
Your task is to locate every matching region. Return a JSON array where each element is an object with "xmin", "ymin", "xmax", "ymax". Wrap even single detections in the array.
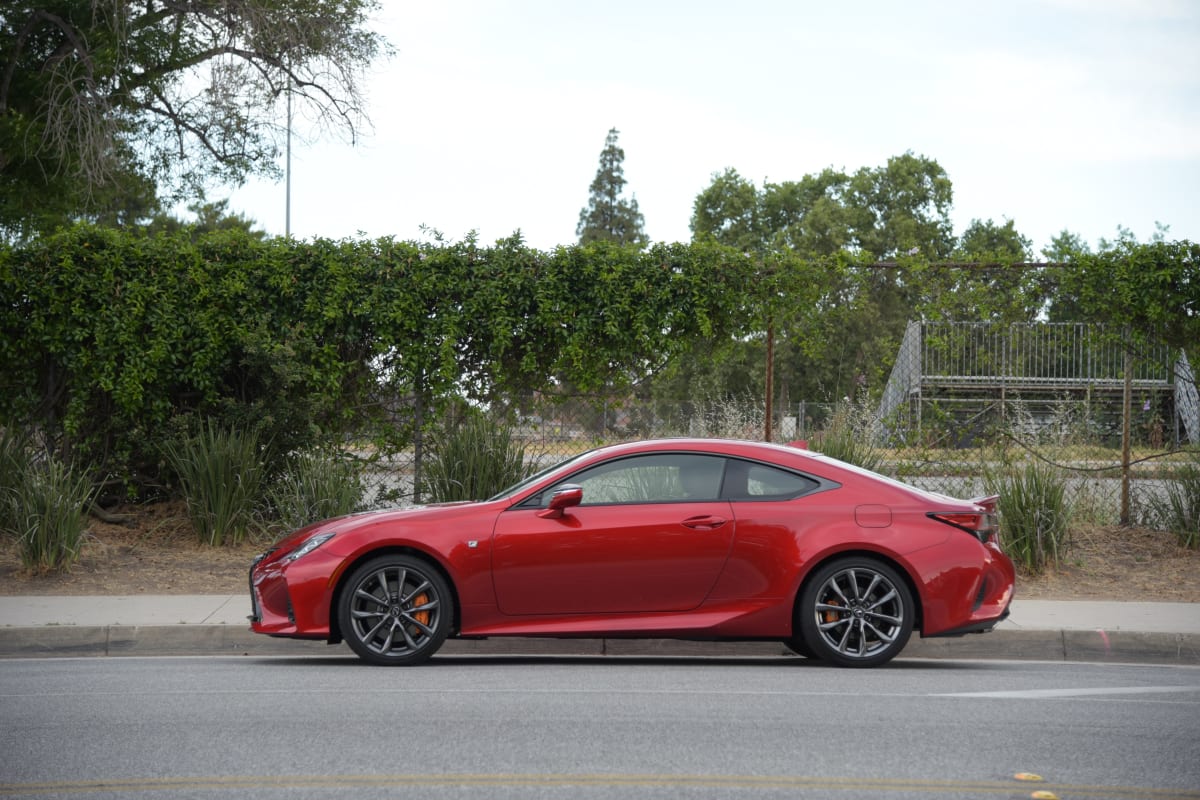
[
  {"xmin": 988, "ymin": 462, "xmax": 1072, "ymax": 573},
  {"xmin": 420, "ymin": 415, "xmax": 540, "ymax": 503},
  {"xmin": 10, "ymin": 457, "xmax": 94, "ymax": 572},
  {"xmin": 163, "ymin": 420, "xmax": 270, "ymax": 545},
  {"xmin": 267, "ymin": 450, "xmax": 364, "ymax": 531}
]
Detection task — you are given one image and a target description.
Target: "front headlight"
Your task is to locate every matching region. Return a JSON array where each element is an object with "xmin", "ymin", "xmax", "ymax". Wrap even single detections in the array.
[{"xmin": 285, "ymin": 531, "xmax": 337, "ymax": 563}]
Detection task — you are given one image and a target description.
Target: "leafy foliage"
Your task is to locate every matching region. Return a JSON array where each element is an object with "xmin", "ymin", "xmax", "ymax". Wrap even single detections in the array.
[
  {"xmin": 0, "ymin": 1, "xmax": 389, "ymax": 238},
  {"xmin": 1058, "ymin": 239, "xmax": 1199, "ymax": 364},
  {"xmin": 680, "ymin": 153, "xmax": 961, "ymax": 406},
  {"xmin": 0, "ymin": 226, "xmax": 750, "ymax": 490}
]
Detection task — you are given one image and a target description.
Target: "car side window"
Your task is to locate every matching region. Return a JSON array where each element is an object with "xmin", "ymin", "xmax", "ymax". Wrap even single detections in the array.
[
  {"xmin": 726, "ymin": 460, "xmax": 821, "ymax": 500},
  {"xmin": 529, "ymin": 453, "xmax": 727, "ymax": 506}
]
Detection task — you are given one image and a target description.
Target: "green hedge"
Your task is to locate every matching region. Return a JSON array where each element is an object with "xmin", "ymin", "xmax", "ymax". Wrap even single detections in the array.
[{"xmin": 0, "ymin": 227, "xmax": 755, "ymax": 491}]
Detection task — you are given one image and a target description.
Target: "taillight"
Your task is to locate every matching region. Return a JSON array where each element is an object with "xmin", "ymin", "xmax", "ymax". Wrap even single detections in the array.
[{"xmin": 928, "ymin": 511, "xmax": 999, "ymax": 544}]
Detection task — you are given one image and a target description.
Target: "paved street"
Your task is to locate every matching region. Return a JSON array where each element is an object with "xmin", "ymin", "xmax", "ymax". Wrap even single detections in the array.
[{"xmin": 2, "ymin": 655, "xmax": 1199, "ymax": 799}]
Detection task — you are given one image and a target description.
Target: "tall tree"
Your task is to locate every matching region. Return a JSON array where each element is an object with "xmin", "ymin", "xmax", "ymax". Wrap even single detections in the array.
[
  {"xmin": 576, "ymin": 128, "xmax": 648, "ymax": 246},
  {"xmin": 916, "ymin": 217, "xmax": 1043, "ymax": 321},
  {"xmin": 845, "ymin": 152, "xmax": 955, "ymax": 259},
  {"xmin": 0, "ymin": 0, "xmax": 390, "ymax": 239}
]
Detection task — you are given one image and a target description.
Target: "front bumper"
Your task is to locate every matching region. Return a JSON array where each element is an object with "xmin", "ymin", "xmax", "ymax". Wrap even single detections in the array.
[{"xmin": 248, "ymin": 549, "xmax": 336, "ymax": 640}]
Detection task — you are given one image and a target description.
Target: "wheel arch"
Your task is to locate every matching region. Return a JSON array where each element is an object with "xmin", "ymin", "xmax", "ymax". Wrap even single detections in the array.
[
  {"xmin": 327, "ymin": 545, "xmax": 462, "ymax": 644},
  {"xmin": 790, "ymin": 549, "xmax": 925, "ymax": 637}
]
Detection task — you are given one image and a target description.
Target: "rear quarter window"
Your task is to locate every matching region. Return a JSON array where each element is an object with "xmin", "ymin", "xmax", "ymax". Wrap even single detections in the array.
[{"xmin": 728, "ymin": 460, "xmax": 824, "ymax": 500}]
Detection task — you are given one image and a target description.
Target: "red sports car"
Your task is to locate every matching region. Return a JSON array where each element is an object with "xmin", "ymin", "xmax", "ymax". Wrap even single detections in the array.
[{"xmin": 249, "ymin": 438, "xmax": 1014, "ymax": 667}]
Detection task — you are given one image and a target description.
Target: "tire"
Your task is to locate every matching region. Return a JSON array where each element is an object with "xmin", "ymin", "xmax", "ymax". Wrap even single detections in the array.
[
  {"xmin": 338, "ymin": 554, "xmax": 452, "ymax": 666},
  {"xmin": 798, "ymin": 557, "xmax": 913, "ymax": 668}
]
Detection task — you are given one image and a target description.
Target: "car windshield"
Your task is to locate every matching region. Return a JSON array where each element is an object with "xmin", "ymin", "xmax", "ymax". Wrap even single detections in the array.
[{"xmin": 486, "ymin": 449, "xmax": 596, "ymax": 502}]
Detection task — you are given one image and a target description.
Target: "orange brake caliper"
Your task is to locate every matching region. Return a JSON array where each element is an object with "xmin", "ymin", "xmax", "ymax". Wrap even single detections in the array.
[{"xmin": 410, "ymin": 593, "xmax": 431, "ymax": 630}]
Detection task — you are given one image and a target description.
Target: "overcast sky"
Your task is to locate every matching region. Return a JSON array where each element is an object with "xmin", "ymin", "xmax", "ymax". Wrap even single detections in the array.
[{"xmin": 223, "ymin": 0, "xmax": 1200, "ymax": 255}]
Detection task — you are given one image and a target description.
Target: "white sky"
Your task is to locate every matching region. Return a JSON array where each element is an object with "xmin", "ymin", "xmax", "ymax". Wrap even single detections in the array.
[{"xmin": 223, "ymin": 0, "xmax": 1200, "ymax": 255}]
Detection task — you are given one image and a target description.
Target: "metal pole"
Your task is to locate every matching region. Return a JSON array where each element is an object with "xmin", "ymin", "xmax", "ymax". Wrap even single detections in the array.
[{"xmin": 285, "ymin": 74, "xmax": 292, "ymax": 237}]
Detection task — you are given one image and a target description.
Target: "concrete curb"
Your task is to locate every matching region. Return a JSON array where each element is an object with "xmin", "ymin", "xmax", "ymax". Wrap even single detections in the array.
[{"xmin": 1, "ymin": 626, "xmax": 1197, "ymax": 664}]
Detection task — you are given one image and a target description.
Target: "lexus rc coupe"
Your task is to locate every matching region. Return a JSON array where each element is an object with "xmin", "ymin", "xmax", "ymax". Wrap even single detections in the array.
[{"xmin": 250, "ymin": 438, "xmax": 1014, "ymax": 667}]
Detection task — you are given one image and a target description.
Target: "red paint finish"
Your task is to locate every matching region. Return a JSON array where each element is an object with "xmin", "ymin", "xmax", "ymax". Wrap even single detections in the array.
[{"xmin": 249, "ymin": 438, "xmax": 1015, "ymax": 665}]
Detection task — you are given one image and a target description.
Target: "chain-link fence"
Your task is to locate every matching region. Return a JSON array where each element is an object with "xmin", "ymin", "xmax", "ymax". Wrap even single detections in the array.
[{"xmin": 350, "ymin": 322, "xmax": 1198, "ymax": 529}]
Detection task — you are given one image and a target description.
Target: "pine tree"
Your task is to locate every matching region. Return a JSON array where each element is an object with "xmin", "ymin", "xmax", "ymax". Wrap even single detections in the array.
[{"xmin": 576, "ymin": 128, "xmax": 648, "ymax": 246}]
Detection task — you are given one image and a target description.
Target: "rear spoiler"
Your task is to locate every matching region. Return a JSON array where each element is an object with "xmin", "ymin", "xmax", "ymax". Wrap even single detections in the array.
[{"xmin": 970, "ymin": 494, "xmax": 999, "ymax": 513}]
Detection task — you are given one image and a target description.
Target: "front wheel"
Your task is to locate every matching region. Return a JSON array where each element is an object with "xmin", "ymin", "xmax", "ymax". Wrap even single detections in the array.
[
  {"xmin": 798, "ymin": 557, "xmax": 913, "ymax": 668},
  {"xmin": 338, "ymin": 554, "xmax": 453, "ymax": 666}
]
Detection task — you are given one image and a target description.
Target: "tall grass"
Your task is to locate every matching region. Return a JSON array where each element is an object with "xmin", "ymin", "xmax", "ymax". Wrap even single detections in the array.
[
  {"xmin": 812, "ymin": 399, "xmax": 885, "ymax": 472},
  {"xmin": 1142, "ymin": 453, "xmax": 1200, "ymax": 549},
  {"xmin": 267, "ymin": 450, "xmax": 364, "ymax": 530},
  {"xmin": 10, "ymin": 458, "xmax": 94, "ymax": 572},
  {"xmin": 987, "ymin": 462, "xmax": 1072, "ymax": 573},
  {"xmin": 164, "ymin": 421, "xmax": 270, "ymax": 545},
  {"xmin": 420, "ymin": 415, "xmax": 540, "ymax": 502},
  {"xmin": 0, "ymin": 428, "xmax": 31, "ymax": 538}
]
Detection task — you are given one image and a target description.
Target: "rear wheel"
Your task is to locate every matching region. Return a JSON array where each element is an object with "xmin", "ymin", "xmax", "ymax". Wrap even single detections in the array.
[
  {"xmin": 799, "ymin": 557, "xmax": 913, "ymax": 668},
  {"xmin": 338, "ymin": 554, "xmax": 452, "ymax": 666}
]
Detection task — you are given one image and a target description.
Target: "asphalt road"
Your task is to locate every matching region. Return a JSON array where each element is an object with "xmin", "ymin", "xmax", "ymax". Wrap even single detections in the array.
[{"xmin": 2, "ymin": 655, "xmax": 1199, "ymax": 799}]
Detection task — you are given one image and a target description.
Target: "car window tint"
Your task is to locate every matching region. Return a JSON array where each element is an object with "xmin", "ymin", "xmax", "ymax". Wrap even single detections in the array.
[
  {"xmin": 551, "ymin": 453, "xmax": 726, "ymax": 505},
  {"xmin": 728, "ymin": 461, "xmax": 820, "ymax": 500}
]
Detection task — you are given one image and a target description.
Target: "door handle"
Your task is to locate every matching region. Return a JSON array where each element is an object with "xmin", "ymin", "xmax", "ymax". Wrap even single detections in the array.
[{"xmin": 682, "ymin": 515, "xmax": 727, "ymax": 530}]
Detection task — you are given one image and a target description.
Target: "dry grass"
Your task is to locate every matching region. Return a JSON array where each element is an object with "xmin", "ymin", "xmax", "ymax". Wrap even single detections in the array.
[{"xmin": 1016, "ymin": 524, "xmax": 1200, "ymax": 602}]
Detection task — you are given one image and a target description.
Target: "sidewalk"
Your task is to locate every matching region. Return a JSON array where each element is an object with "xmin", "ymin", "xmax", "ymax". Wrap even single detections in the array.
[{"xmin": 0, "ymin": 595, "xmax": 1197, "ymax": 663}]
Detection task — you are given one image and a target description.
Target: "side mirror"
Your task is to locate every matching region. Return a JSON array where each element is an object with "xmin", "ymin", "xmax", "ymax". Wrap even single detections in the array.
[{"xmin": 537, "ymin": 484, "xmax": 583, "ymax": 519}]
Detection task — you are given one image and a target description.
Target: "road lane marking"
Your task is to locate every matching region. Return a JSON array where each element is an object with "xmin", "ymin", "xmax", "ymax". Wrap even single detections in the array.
[{"xmin": 936, "ymin": 686, "xmax": 1200, "ymax": 699}]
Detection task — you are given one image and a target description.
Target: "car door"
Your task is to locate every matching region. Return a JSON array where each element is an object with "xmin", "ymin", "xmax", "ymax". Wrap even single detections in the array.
[{"xmin": 491, "ymin": 453, "xmax": 735, "ymax": 615}]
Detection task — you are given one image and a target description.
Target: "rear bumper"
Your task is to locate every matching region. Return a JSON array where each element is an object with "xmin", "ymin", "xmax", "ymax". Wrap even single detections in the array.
[{"xmin": 924, "ymin": 603, "xmax": 1011, "ymax": 638}]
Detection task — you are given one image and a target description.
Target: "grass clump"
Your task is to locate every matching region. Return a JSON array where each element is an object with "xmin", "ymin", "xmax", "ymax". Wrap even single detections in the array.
[
  {"xmin": 812, "ymin": 399, "xmax": 885, "ymax": 472},
  {"xmin": 0, "ymin": 428, "xmax": 31, "ymax": 539},
  {"xmin": 268, "ymin": 450, "xmax": 364, "ymax": 531},
  {"xmin": 420, "ymin": 414, "xmax": 539, "ymax": 503},
  {"xmin": 164, "ymin": 420, "xmax": 270, "ymax": 545},
  {"xmin": 10, "ymin": 461, "xmax": 94, "ymax": 573},
  {"xmin": 1142, "ymin": 452, "xmax": 1200, "ymax": 549},
  {"xmin": 988, "ymin": 461, "xmax": 1072, "ymax": 573}
]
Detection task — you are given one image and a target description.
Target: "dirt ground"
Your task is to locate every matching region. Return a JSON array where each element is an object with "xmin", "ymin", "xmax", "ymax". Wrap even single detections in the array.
[{"xmin": 1, "ymin": 501, "xmax": 1198, "ymax": 601}]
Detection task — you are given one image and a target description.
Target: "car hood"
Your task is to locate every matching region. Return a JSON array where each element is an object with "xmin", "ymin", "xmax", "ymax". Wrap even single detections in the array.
[{"xmin": 267, "ymin": 500, "xmax": 492, "ymax": 553}]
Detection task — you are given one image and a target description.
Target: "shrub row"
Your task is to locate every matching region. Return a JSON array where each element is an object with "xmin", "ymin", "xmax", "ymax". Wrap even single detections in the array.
[{"xmin": 1, "ymin": 226, "xmax": 757, "ymax": 491}]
